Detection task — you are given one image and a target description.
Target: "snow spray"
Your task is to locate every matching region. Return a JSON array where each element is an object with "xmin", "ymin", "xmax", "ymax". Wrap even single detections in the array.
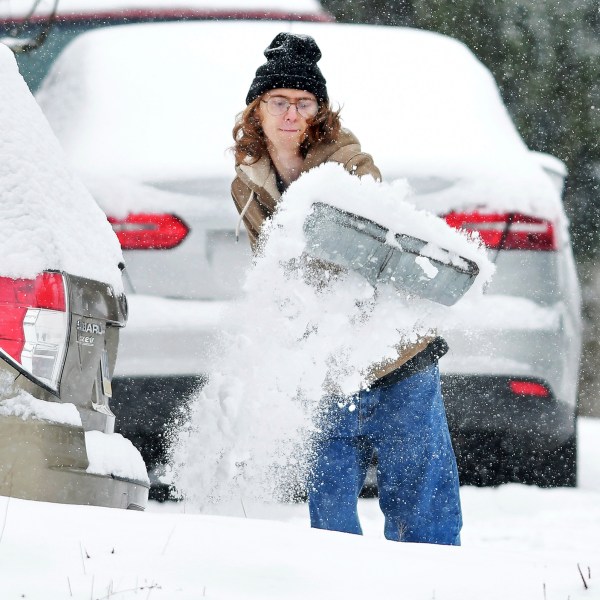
[{"xmin": 167, "ymin": 164, "xmax": 492, "ymax": 507}]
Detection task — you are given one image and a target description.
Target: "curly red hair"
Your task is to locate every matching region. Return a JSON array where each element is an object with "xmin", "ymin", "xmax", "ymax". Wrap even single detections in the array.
[{"xmin": 232, "ymin": 96, "xmax": 341, "ymax": 165}]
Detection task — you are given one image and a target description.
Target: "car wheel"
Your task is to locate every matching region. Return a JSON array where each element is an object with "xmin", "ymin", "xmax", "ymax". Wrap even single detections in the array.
[
  {"xmin": 452, "ymin": 432, "xmax": 506, "ymax": 486},
  {"xmin": 524, "ymin": 433, "xmax": 578, "ymax": 487}
]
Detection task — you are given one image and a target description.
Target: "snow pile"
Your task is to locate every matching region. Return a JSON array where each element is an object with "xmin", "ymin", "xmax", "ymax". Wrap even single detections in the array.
[
  {"xmin": 0, "ymin": 44, "xmax": 124, "ymax": 291},
  {"xmin": 85, "ymin": 431, "xmax": 149, "ymax": 483},
  {"xmin": 170, "ymin": 165, "xmax": 492, "ymax": 505},
  {"xmin": 0, "ymin": 484, "xmax": 597, "ymax": 600},
  {"xmin": 1, "ymin": 419, "xmax": 599, "ymax": 598},
  {"xmin": 123, "ymin": 295, "xmax": 227, "ymax": 332},
  {"xmin": 0, "ymin": 371, "xmax": 82, "ymax": 426}
]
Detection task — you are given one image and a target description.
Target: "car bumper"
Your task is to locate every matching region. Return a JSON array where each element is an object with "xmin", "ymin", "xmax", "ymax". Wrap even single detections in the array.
[
  {"xmin": 440, "ymin": 374, "xmax": 575, "ymax": 450},
  {"xmin": 0, "ymin": 416, "xmax": 149, "ymax": 509}
]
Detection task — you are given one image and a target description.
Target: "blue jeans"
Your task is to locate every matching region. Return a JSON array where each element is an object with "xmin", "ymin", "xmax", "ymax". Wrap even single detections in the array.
[{"xmin": 308, "ymin": 364, "xmax": 462, "ymax": 545}]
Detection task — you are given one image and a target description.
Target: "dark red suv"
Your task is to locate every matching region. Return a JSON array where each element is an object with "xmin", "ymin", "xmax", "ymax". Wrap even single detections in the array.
[{"xmin": 0, "ymin": 1, "xmax": 333, "ymax": 90}]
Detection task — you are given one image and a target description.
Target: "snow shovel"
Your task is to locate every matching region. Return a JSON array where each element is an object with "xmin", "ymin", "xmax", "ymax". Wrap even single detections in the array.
[{"xmin": 302, "ymin": 202, "xmax": 479, "ymax": 306}]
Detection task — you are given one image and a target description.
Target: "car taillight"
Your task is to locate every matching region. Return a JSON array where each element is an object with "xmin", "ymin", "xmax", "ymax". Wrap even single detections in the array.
[
  {"xmin": 509, "ymin": 380, "xmax": 551, "ymax": 397},
  {"xmin": 108, "ymin": 213, "xmax": 189, "ymax": 250},
  {"xmin": 444, "ymin": 212, "xmax": 556, "ymax": 251},
  {"xmin": 0, "ymin": 272, "xmax": 68, "ymax": 390}
]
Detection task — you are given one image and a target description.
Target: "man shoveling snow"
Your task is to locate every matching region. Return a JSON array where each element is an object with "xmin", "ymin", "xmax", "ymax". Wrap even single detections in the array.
[
  {"xmin": 220, "ymin": 32, "xmax": 494, "ymax": 545},
  {"xmin": 169, "ymin": 32, "xmax": 493, "ymax": 547}
]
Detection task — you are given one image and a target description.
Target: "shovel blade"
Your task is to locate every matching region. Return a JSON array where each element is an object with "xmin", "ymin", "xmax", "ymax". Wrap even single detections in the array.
[{"xmin": 303, "ymin": 203, "xmax": 479, "ymax": 306}]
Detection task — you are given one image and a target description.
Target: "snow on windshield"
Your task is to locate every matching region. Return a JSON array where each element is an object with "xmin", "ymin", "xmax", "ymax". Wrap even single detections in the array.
[
  {"xmin": 0, "ymin": 0, "xmax": 325, "ymax": 18},
  {"xmin": 0, "ymin": 44, "xmax": 123, "ymax": 291},
  {"xmin": 169, "ymin": 164, "xmax": 493, "ymax": 505},
  {"xmin": 36, "ymin": 20, "xmax": 561, "ymax": 221}
]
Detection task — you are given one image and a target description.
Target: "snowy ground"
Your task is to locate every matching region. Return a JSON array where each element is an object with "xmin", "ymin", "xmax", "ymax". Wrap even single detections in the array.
[{"xmin": 0, "ymin": 418, "xmax": 597, "ymax": 599}]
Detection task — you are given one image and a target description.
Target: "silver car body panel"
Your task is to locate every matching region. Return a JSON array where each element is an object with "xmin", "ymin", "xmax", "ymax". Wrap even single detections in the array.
[
  {"xmin": 439, "ymin": 247, "xmax": 582, "ymax": 414},
  {"xmin": 0, "ymin": 415, "xmax": 147, "ymax": 510}
]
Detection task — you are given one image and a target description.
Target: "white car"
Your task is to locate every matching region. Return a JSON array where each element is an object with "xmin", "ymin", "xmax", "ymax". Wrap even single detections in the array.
[
  {"xmin": 35, "ymin": 20, "xmax": 581, "ymax": 492},
  {"xmin": 0, "ymin": 43, "xmax": 149, "ymax": 509},
  {"xmin": 412, "ymin": 156, "xmax": 580, "ymax": 487}
]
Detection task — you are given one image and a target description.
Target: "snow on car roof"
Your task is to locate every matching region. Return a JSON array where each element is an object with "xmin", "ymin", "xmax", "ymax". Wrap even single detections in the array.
[
  {"xmin": 0, "ymin": 0, "xmax": 328, "ymax": 18},
  {"xmin": 36, "ymin": 20, "xmax": 562, "ymax": 219},
  {"xmin": 0, "ymin": 44, "xmax": 124, "ymax": 290}
]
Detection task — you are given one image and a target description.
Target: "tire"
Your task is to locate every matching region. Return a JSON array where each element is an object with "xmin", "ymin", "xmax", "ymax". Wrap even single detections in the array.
[
  {"xmin": 453, "ymin": 432, "xmax": 507, "ymax": 487},
  {"xmin": 526, "ymin": 433, "xmax": 578, "ymax": 487}
]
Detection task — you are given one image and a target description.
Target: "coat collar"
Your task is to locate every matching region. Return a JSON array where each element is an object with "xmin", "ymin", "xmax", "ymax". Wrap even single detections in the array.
[
  {"xmin": 302, "ymin": 128, "xmax": 361, "ymax": 172},
  {"xmin": 236, "ymin": 155, "xmax": 279, "ymax": 205}
]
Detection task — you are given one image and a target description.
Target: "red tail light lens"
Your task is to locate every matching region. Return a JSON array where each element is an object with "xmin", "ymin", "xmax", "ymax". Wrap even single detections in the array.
[
  {"xmin": 108, "ymin": 213, "xmax": 189, "ymax": 250},
  {"xmin": 0, "ymin": 272, "xmax": 68, "ymax": 390},
  {"xmin": 509, "ymin": 380, "xmax": 551, "ymax": 397},
  {"xmin": 444, "ymin": 212, "xmax": 556, "ymax": 251},
  {"xmin": 33, "ymin": 272, "xmax": 66, "ymax": 311}
]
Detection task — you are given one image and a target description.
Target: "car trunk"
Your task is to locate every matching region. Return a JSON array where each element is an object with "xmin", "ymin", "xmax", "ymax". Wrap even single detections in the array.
[{"xmin": 96, "ymin": 177, "xmax": 252, "ymax": 301}]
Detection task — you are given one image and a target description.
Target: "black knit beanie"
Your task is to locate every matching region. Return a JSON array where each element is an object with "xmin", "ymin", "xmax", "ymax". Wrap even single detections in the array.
[{"xmin": 246, "ymin": 33, "xmax": 328, "ymax": 105}]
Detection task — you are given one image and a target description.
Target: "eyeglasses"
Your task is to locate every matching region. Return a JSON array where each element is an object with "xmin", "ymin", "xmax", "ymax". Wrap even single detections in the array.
[{"xmin": 262, "ymin": 95, "xmax": 319, "ymax": 119}]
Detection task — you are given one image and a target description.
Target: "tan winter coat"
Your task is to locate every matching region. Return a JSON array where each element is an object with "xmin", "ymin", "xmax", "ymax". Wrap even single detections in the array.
[{"xmin": 231, "ymin": 128, "xmax": 433, "ymax": 384}]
